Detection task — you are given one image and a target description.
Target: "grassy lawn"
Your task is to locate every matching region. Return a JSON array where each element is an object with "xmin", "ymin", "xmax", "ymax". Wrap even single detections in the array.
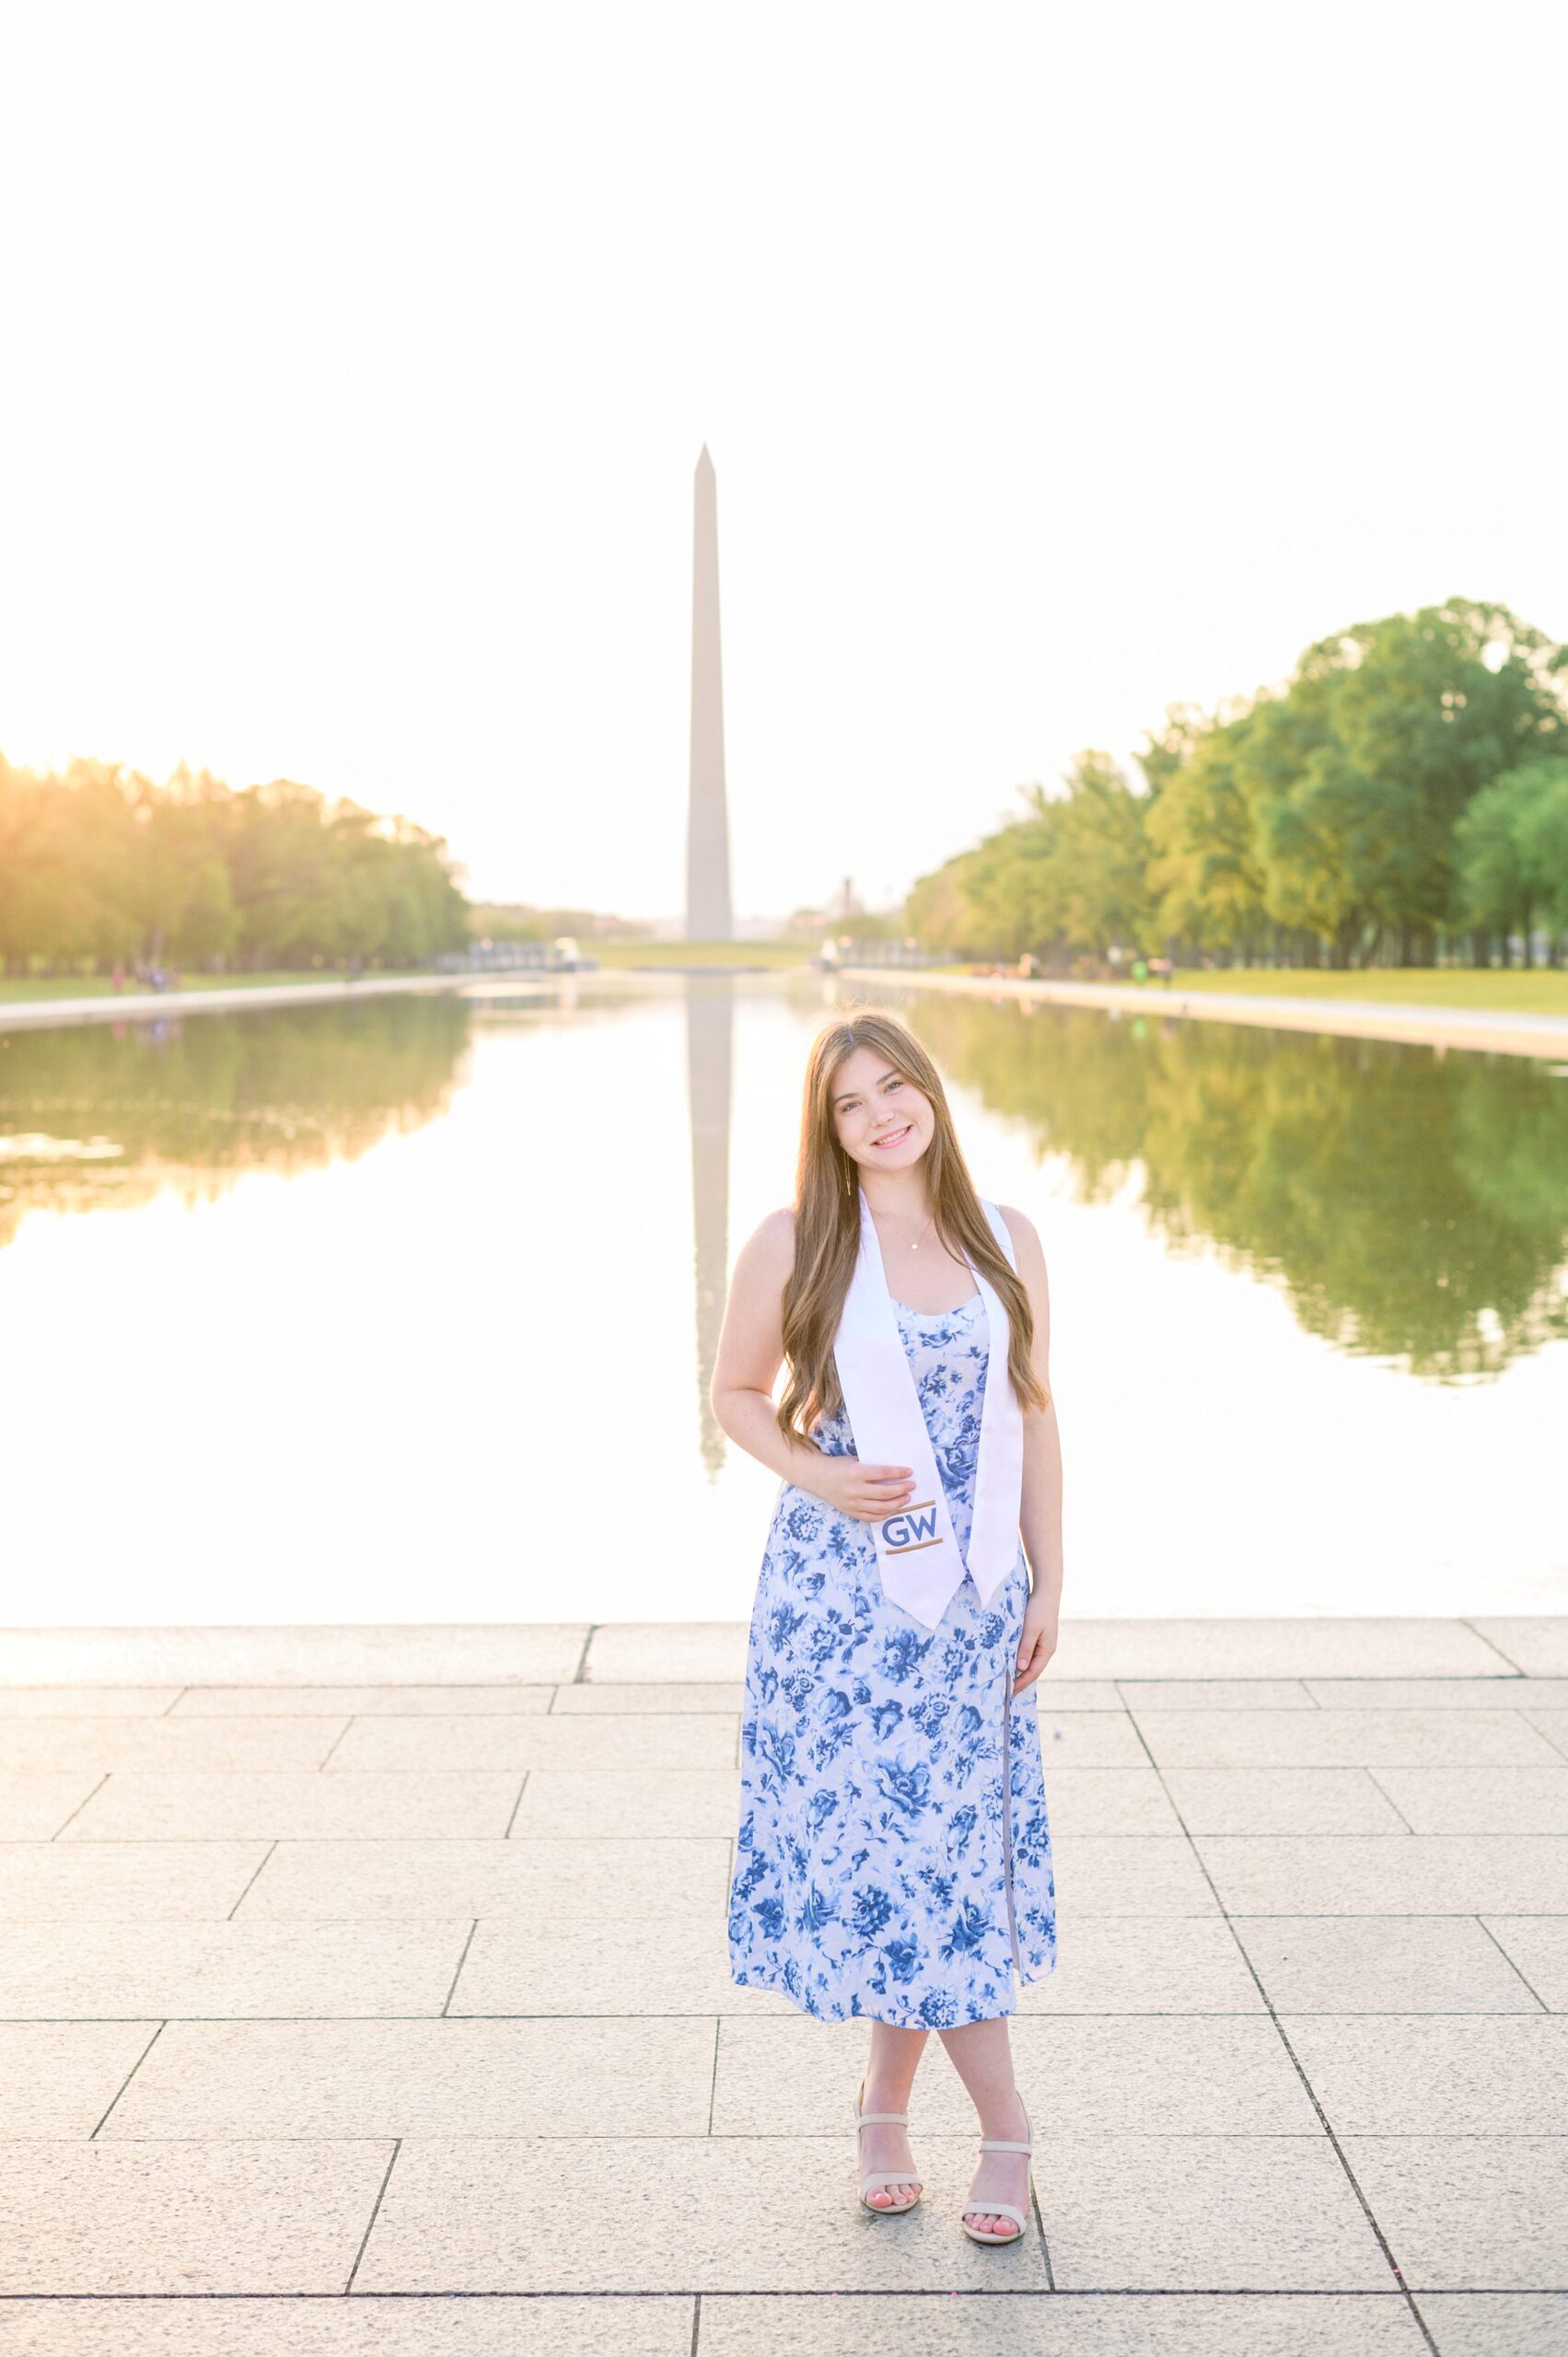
[
  {"xmin": 0, "ymin": 970, "xmax": 436, "ymax": 1004},
  {"xmin": 1165, "ymin": 967, "xmax": 1568, "ymax": 1015},
  {"xmin": 917, "ymin": 961, "xmax": 1568, "ymax": 1015},
  {"xmin": 589, "ymin": 939, "xmax": 816, "ymax": 970}
]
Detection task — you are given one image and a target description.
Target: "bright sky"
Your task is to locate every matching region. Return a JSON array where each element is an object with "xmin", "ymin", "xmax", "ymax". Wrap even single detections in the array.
[{"xmin": 3, "ymin": 2, "xmax": 1564, "ymax": 923}]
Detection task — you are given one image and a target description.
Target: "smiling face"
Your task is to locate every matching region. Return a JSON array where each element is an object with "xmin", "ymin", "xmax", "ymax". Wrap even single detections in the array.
[{"xmin": 830, "ymin": 1044, "xmax": 935, "ymax": 1177}]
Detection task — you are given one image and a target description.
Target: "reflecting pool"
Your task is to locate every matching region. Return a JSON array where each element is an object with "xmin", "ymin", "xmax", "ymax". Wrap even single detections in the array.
[{"xmin": 2, "ymin": 976, "xmax": 1564, "ymax": 1622}]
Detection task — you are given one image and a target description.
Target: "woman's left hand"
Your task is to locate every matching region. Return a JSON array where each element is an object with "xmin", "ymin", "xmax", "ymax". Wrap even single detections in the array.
[{"xmin": 1013, "ymin": 1589, "xmax": 1059, "ymax": 1694}]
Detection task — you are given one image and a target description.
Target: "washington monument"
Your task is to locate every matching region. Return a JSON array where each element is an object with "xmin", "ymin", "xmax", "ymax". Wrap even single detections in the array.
[{"xmin": 684, "ymin": 445, "xmax": 734, "ymax": 940}]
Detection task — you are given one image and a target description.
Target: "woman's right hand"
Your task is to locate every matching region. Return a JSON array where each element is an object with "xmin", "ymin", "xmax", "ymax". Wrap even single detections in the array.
[{"xmin": 811, "ymin": 1456, "xmax": 917, "ymax": 1525}]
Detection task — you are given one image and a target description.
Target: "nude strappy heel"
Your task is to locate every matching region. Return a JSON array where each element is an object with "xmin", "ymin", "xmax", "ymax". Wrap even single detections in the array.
[
  {"xmin": 960, "ymin": 2092, "xmax": 1033, "ymax": 2246},
  {"xmin": 853, "ymin": 2074, "xmax": 923, "ymax": 2216}
]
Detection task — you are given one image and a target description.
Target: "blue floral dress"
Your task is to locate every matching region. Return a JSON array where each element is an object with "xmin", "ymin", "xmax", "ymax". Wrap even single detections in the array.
[{"xmin": 728, "ymin": 1292, "xmax": 1057, "ymax": 2028}]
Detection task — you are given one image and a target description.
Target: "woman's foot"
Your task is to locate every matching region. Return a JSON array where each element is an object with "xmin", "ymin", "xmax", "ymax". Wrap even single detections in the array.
[
  {"xmin": 962, "ymin": 2088, "xmax": 1031, "ymax": 2240},
  {"xmin": 855, "ymin": 2079, "xmax": 922, "ymax": 2212}
]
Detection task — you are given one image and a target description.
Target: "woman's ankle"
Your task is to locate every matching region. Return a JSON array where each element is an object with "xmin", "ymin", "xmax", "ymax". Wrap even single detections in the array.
[{"xmin": 976, "ymin": 2085, "xmax": 1027, "ymax": 2139}]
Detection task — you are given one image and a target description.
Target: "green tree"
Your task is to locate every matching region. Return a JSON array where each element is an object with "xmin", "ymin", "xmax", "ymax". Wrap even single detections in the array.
[
  {"xmin": 1144, "ymin": 705, "xmax": 1268, "ymax": 953},
  {"xmin": 1456, "ymin": 759, "xmax": 1568, "ymax": 958},
  {"xmin": 1237, "ymin": 600, "xmax": 1568, "ymax": 964}
]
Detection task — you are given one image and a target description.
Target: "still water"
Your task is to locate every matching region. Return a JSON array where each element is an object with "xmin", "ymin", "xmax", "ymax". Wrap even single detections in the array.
[{"xmin": 2, "ymin": 977, "xmax": 1565, "ymax": 1623}]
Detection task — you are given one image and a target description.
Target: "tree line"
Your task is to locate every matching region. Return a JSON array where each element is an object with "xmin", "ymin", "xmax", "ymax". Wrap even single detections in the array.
[
  {"xmin": 0, "ymin": 757, "xmax": 470, "ymax": 974},
  {"xmin": 909, "ymin": 599, "xmax": 1568, "ymax": 969}
]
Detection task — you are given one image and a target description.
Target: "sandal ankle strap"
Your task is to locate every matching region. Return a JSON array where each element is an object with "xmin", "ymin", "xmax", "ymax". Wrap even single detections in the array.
[
  {"xmin": 979, "ymin": 2135, "xmax": 1033, "ymax": 2154},
  {"xmin": 857, "ymin": 2109, "xmax": 909, "ymax": 2126}
]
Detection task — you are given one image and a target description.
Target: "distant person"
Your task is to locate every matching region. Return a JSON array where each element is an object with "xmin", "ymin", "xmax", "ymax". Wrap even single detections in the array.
[
  {"xmin": 712, "ymin": 1008, "xmax": 1062, "ymax": 2247},
  {"xmin": 110, "ymin": 963, "xmax": 124, "ymax": 993},
  {"xmin": 1131, "ymin": 957, "xmax": 1149, "ymax": 983}
]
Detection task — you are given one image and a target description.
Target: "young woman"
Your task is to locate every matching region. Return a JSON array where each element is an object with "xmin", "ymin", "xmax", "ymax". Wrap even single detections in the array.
[{"xmin": 712, "ymin": 1008, "xmax": 1062, "ymax": 2246}]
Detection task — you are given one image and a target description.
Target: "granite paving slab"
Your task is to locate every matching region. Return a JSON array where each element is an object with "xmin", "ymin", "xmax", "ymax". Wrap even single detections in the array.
[
  {"xmin": 1161, "ymin": 1768, "xmax": 1409, "ymax": 1834},
  {"xmin": 1116, "ymin": 1679, "xmax": 1317, "ymax": 1710},
  {"xmin": 1132, "ymin": 1710, "xmax": 1560, "ymax": 1768},
  {"xmin": 1050, "ymin": 1621, "xmax": 1516, "ymax": 1680},
  {"xmin": 0, "ymin": 1627, "xmax": 590, "ymax": 1685},
  {"xmin": 60, "ymin": 1771, "xmax": 521, "ymax": 1842},
  {"xmin": 1481, "ymin": 1920, "xmax": 1568, "ymax": 2011},
  {"xmin": 448, "ymin": 1916, "xmax": 791, "ymax": 2016},
  {"xmin": 0, "ymin": 2021, "xmax": 158, "ymax": 2136},
  {"xmin": 1514, "ymin": 1712, "xmax": 1568, "ymax": 1761},
  {"xmin": 354, "ymin": 2134, "xmax": 1053, "ymax": 2292},
  {"xmin": 1413, "ymin": 2293, "xmax": 1568, "ymax": 2355},
  {"xmin": 1282, "ymin": 2016, "xmax": 1568, "ymax": 2135},
  {"xmin": 236, "ymin": 1836, "xmax": 732, "ymax": 1922},
  {"xmin": 584, "ymin": 1625, "xmax": 749, "ymax": 1683},
  {"xmin": 1232, "ymin": 1917, "xmax": 1545, "ymax": 2014},
  {"xmin": 1194, "ymin": 1836, "xmax": 1568, "ymax": 1915},
  {"xmin": 1342, "ymin": 2137, "xmax": 1568, "ymax": 2291},
  {"xmin": 1307, "ymin": 1680, "xmax": 1568, "ymax": 1711},
  {"xmin": 1370, "ymin": 1768, "xmax": 1568, "ymax": 1833},
  {"xmin": 0, "ymin": 1841, "xmax": 270, "ymax": 1922},
  {"xmin": 507, "ymin": 1769, "xmax": 738, "ymax": 1838},
  {"xmin": 549, "ymin": 1680, "xmax": 747, "ymax": 1713},
  {"xmin": 699, "ymin": 2292, "xmax": 1431, "ymax": 2355},
  {"xmin": 1050, "ymin": 1835, "xmax": 1222, "ymax": 1914},
  {"xmin": 1012, "ymin": 1914, "xmax": 1265, "ymax": 2014},
  {"xmin": 0, "ymin": 1920, "xmax": 475, "ymax": 2020},
  {"xmin": 99, "ymin": 2017, "xmax": 716, "ymax": 2140},
  {"xmin": 990, "ymin": 1678, "xmax": 1126, "ymax": 1711},
  {"xmin": 1021, "ymin": 1712, "xmax": 1147, "ymax": 1762},
  {"xmin": 170, "ymin": 1686, "xmax": 555, "ymax": 1716},
  {"xmin": 1469, "ymin": 1622, "xmax": 1568, "ymax": 1678},
  {"xmin": 0, "ymin": 2140, "xmax": 394, "ymax": 2293},
  {"xmin": 0, "ymin": 1718, "xmax": 348, "ymax": 1772},
  {"xmin": 0, "ymin": 1689, "xmax": 180, "ymax": 1716},
  {"xmin": 0, "ymin": 1772, "xmax": 105, "ymax": 1840},
  {"xmin": 325, "ymin": 1712, "xmax": 737, "ymax": 1772},
  {"xmin": 711, "ymin": 2014, "xmax": 1322, "ymax": 2136},
  {"xmin": 1036, "ymin": 2132, "xmax": 1394, "ymax": 2291},
  {"xmin": 1028, "ymin": 1768, "xmax": 1183, "ymax": 1833},
  {"xmin": 0, "ymin": 2302, "xmax": 697, "ymax": 2355}
]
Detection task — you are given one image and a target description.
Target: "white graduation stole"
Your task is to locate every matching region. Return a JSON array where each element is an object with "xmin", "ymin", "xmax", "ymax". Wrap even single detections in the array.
[{"xmin": 831, "ymin": 1180, "xmax": 1025, "ymax": 1630}]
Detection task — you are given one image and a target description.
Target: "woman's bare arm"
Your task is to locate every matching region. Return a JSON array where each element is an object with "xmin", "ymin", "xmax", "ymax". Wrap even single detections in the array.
[{"xmin": 1000, "ymin": 1203, "xmax": 1063, "ymax": 1688}]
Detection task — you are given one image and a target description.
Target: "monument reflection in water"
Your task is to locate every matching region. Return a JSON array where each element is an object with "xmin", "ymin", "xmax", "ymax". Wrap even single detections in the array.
[{"xmin": 1, "ymin": 976, "xmax": 1564, "ymax": 1621}]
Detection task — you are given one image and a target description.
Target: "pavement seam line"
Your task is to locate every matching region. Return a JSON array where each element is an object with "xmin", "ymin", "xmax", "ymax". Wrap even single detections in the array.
[
  {"xmin": 226, "ymin": 1840, "xmax": 279, "ymax": 1920},
  {"xmin": 88, "ymin": 2021, "xmax": 166, "ymax": 2140},
  {"xmin": 574, "ymin": 1626, "xmax": 596, "ymax": 1684},
  {"xmin": 344, "ymin": 2139, "xmax": 401, "ymax": 2294},
  {"xmin": 317, "ymin": 1719, "xmax": 355, "ymax": 1770},
  {"xmin": 1457, "ymin": 1620, "xmax": 1529, "ymax": 1677},
  {"xmin": 690, "ymin": 2289, "xmax": 703, "ymax": 2353},
  {"xmin": 1362, "ymin": 1767, "xmax": 1416, "ymax": 1833},
  {"xmin": 443, "ymin": 1921, "xmax": 479, "ymax": 2015},
  {"xmin": 1127, "ymin": 1716, "xmax": 1443, "ymax": 2351},
  {"xmin": 162, "ymin": 1689, "xmax": 188, "ymax": 1717},
  {"xmin": 51, "ymin": 1774, "xmax": 109, "ymax": 1840},
  {"xmin": 504, "ymin": 1771, "xmax": 529, "ymax": 1839},
  {"xmin": 1521, "ymin": 1711, "xmax": 1568, "ymax": 1765},
  {"xmin": 1471, "ymin": 1915, "xmax": 1551, "ymax": 2012},
  {"xmin": 1030, "ymin": 2177, "xmax": 1054, "ymax": 2287}
]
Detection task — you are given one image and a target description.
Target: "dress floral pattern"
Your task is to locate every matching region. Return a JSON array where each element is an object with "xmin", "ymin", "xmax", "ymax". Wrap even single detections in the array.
[{"xmin": 728, "ymin": 1293, "xmax": 1057, "ymax": 2028}]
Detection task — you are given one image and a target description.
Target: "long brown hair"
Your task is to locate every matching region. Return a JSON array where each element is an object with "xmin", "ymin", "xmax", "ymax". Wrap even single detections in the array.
[{"xmin": 775, "ymin": 1006, "xmax": 1051, "ymax": 1443}]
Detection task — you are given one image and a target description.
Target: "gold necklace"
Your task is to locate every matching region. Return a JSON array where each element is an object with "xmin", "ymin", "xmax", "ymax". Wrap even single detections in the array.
[{"xmin": 876, "ymin": 1209, "xmax": 936, "ymax": 1253}]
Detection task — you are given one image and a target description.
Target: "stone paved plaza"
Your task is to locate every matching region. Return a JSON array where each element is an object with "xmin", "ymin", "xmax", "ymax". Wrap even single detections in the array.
[{"xmin": 1, "ymin": 1614, "xmax": 1566, "ymax": 2353}]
